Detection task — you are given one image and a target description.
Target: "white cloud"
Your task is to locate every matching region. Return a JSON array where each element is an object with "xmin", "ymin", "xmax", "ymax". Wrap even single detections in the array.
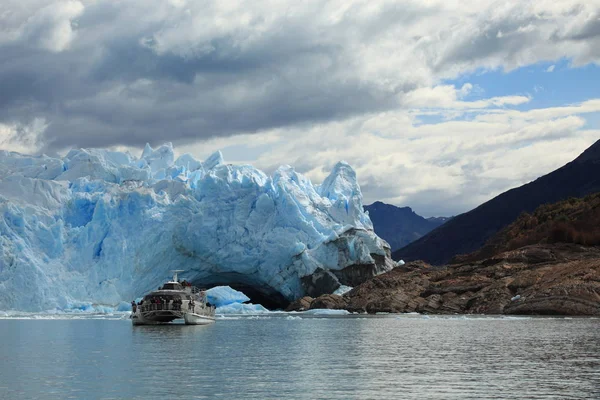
[
  {"xmin": 197, "ymin": 97, "xmax": 600, "ymax": 217},
  {"xmin": 402, "ymin": 85, "xmax": 531, "ymax": 110},
  {"xmin": 1, "ymin": 0, "xmax": 600, "ymax": 216},
  {"xmin": 0, "ymin": 118, "xmax": 48, "ymax": 154},
  {"xmin": 546, "ymin": 65, "xmax": 556, "ymax": 72}
]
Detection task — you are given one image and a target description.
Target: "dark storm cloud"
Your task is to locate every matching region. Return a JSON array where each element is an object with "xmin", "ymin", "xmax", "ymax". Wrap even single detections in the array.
[
  {"xmin": 1, "ymin": 1, "xmax": 600, "ymax": 155},
  {"xmin": 0, "ymin": 1, "xmax": 406, "ymax": 152}
]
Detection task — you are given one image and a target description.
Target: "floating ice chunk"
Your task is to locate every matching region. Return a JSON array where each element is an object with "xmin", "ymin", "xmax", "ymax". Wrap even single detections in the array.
[
  {"xmin": 216, "ymin": 303, "xmax": 269, "ymax": 314},
  {"xmin": 511, "ymin": 295, "xmax": 521, "ymax": 301},
  {"xmin": 303, "ymin": 309, "xmax": 350, "ymax": 315},
  {"xmin": 206, "ymin": 286, "xmax": 250, "ymax": 307},
  {"xmin": 286, "ymin": 315, "xmax": 302, "ymax": 320}
]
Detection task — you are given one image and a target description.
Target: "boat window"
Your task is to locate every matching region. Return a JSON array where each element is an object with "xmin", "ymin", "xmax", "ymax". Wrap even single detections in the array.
[{"xmin": 161, "ymin": 283, "xmax": 183, "ymax": 290}]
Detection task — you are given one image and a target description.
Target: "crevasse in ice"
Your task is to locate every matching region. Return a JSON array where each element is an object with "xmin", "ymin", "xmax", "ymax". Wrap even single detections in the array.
[{"xmin": 0, "ymin": 143, "xmax": 393, "ymax": 311}]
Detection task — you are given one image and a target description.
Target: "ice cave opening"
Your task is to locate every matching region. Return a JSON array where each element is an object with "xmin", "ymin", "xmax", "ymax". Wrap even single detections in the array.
[{"xmin": 190, "ymin": 273, "xmax": 290, "ymax": 310}]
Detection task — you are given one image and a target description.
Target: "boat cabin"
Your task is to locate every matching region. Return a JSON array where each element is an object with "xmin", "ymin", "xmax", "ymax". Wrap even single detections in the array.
[{"xmin": 160, "ymin": 282, "xmax": 184, "ymax": 291}]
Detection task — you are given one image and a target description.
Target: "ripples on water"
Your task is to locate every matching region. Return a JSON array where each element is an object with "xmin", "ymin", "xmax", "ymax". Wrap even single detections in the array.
[{"xmin": 0, "ymin": 314, "xmax": 598, "ymax": 399}]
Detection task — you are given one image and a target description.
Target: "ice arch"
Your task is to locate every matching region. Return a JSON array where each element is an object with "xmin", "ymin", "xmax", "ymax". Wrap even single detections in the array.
[{"xmin": 0, "ymin": 144, "xmax": 395, "ymax": 311}]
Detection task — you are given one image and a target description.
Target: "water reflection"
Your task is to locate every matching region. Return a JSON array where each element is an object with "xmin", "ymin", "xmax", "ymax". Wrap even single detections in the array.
[{"xmin": 0, "ymin": 316, "xmax": 598, "ymax": 399}]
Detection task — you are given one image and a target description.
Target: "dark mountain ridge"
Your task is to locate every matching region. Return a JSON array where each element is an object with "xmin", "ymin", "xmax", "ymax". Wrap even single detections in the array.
[
  {"xmin": 393, "ymin": 139, "xmax": 600, "ymax": 265},
  {"xmin": 454, "ymin": 192, "xmax": 600, "ymax": 263},
  {"xmin": 364, "ymin": 201, "xmax": 447, "ymax": 251}
]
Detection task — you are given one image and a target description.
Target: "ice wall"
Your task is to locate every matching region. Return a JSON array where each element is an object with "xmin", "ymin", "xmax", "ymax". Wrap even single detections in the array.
[{"xmin": 0, "ymin": 144, "xmax": 394, "ymax": 311}]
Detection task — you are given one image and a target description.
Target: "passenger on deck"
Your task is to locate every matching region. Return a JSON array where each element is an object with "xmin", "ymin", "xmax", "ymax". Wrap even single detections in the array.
[{"xmin": 131, "ymin": 301, "xmax": 137, "ymax": 313}]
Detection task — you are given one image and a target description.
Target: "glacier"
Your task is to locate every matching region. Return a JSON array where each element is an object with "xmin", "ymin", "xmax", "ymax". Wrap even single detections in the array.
[
  {"xmin": 205, "ymin": 286, "xmax": 250, "ymax": 307},
  {"xmin": 0, "ymin": 143, "xmax": 394, "ymax": 311}
]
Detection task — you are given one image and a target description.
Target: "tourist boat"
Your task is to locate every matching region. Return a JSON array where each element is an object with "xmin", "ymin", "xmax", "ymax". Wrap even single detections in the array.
[{"xmin": 130, "ymin": 270, "xmax": 216, "ymax": 325}]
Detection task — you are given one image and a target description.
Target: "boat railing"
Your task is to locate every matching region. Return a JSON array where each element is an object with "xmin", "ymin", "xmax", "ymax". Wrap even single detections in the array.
[{"xmin": 138, "ymin": 301, "xmax": 214, "ymax": 314}]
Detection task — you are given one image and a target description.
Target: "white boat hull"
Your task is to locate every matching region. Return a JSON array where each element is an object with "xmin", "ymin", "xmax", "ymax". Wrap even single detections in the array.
[
  {"xmin": 131, "ymin": 314, "xmax": 165, "ymax": 325},
  {"xmin": 184, "ymin": 312, "xmax": 216, "ymax": 325},
  {"xmin": 131, "ymin": 306, "xmax": 216, "ymax": 326}
]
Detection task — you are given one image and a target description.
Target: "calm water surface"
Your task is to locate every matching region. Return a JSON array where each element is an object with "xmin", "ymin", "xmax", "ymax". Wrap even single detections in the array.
[{"xmin": 0, "ymin": 314, "xmax": 598, "ymax": 399}]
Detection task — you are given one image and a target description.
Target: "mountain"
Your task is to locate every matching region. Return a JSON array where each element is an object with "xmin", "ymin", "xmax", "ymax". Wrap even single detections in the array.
[
  {"xmin": 454, "ymin": 192, "xmax": 600, "ymax": 263},
  {"xmin": 427, "ymin": 216, "xmax": 452, "ymax": 224},
  {"xmin": 393, "ymin": 139, "xmax": 600, "ymax": 265},
  {"xmin": 363, "ymin": 202, "xmax": 448, "ymax": 251},
  {"xmin": 0, "ymin": 144, "xmax": 394, "ymax": 311}
]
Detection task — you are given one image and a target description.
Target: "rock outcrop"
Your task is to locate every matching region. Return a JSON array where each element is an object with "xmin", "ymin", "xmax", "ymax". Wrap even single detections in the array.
[
  {"xmin": 286, "ymin": 296, "xmax": 314, "ymax": 311},
  {"xmin": 307, "ymin": 244, "xmax": 600, "ymax": 315}
]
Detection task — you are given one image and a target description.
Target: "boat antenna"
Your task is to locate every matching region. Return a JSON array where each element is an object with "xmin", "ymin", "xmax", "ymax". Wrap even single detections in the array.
[{"xmin": 170, "ymin": 270, "xmax": 185, "ymax": 282}]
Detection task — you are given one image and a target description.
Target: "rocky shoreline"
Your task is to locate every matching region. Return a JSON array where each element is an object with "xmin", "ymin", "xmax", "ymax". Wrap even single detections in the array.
[{"xmin": 288, "ymin": 244, "xmax": 600, "ymax": 316}]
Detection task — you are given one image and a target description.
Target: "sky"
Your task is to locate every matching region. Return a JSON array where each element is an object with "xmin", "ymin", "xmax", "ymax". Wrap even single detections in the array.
[{"xmin": 1, "ymin": 0, "xmax": 599, "ymax": 217}]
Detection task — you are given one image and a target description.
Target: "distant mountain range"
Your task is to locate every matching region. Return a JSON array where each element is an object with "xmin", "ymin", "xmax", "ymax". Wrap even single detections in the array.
[
  {"xmin": 393, "ymin": 139, "xmax": 600, "ymax": 265},
  {"xmin": 364, "ymin": 202, "xmax": 449, "ymax": 251}
]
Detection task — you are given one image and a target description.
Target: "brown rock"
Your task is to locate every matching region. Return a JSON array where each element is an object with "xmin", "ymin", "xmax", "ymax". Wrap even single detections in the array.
[
  {"xmin": 309, "ymin": 294, "xmax": 348, "ymax": 310},
  {"xmin": 285, "ymin": 296, "xmax": 313, "ymax": 312},
  {"xmin": 339, "ymin": 244, "xmax": 600, "ymax": 316}
]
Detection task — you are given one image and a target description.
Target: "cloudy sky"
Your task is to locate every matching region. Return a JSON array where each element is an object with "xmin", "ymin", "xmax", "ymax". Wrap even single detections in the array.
[{"xmin": 1, "ymin": 0, "xmax": 599, "ymax": 216}]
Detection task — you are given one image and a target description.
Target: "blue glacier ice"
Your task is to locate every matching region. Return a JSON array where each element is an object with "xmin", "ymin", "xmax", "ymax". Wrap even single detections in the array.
[
  {"xmin": 0, "ymin": 143, "xmax": 394, "ymax": 311},
  {"xmin": 215, "ymin": 302, "xmax": 270, "ymax": 315},
  {"xmin": 205, "ymin": 286, "xmax": 250, "ymax": 307},
  {"xmin": 205, "ymin": 285, "xmax": 269, "ymax": 314}
]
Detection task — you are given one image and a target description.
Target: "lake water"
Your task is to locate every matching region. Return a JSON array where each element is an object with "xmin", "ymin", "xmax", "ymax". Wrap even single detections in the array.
[{"xmin": 0, "ymin": 313, "xmax": 598, "ymax": 399}]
